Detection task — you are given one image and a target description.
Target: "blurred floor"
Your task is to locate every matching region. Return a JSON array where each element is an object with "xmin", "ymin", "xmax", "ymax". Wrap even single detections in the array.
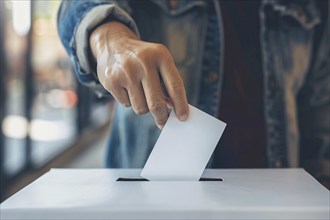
[
  {"xmin": 65, "ymin": 133, "xmax": 108, "ymax": 169},
  {"xmin": 3, "ymin": 122, "xmax": 111, "ymax": 201}
]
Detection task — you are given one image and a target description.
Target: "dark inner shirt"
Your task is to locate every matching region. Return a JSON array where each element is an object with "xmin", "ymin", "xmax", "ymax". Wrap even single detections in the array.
[{"xmin": 212, "ymin": 0, "xmax": 267, "ymax": 168}]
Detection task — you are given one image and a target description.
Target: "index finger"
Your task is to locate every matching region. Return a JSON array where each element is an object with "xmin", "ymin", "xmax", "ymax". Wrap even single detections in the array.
[{"xmin": 158, "ymin": 54, "xmax": 189, "ymax": 121}]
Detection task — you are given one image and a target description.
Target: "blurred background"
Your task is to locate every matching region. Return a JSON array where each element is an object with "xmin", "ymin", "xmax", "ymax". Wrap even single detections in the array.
[{"xmin": 0, "ymin": 0, "xmax": 113, "ymax": 202}]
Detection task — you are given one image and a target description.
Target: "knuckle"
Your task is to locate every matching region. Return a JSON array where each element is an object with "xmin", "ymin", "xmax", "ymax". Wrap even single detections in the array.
[
  {"xmin": 108, "ymin": 71, "xmax": 122, "ymax": 85},
  {"xmin": 121, "ymin": 57, "xmax": 131, "ymax": 69},
  {"xmin": 122, "ymin": 70, "xmax": 141, "ymax": 85},
  {"xmin": 153, "ymin": 43, "xmax": 167, "ymax": 54},
  {"xmin": 136, "ymin": 43, "xmax": 170, "ymax": 66},
  {"xmin": 154, "ymin": 44, "xmax": 172, "ymax": 61},
  {"xmin": 123, "ymin": 55, "xmax": 146, "ymax": 78},
  {"xmin": 149, "ymin": 98, "xmax": 166, "ymax": 113},
  {"xmin": 123, "ymin": 74, "xmax": 135, "ymax": 85},
  {"xmin": 120, "ymin": 58, "xmax": 139, "ymax": 79},
  {"xmin": 108, "ymin": 79, "xmax": 122, "ymax": 94},
  {"xmin": 169, "ymin": 81, "xmax": 184, "ymax": 95},
  {"xmin": 121, "ymin": 59, "xmax": 135, "ymax": 75},
  {"xmin": 135, "ymin": 49, "xmax": 149, "ymax": 62}
]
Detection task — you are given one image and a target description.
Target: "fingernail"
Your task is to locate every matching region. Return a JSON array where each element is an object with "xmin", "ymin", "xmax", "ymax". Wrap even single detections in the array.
[
  {"xmin": 157, "ymin": 123, "xmax": 164, "ymax": 129},
  {"xmin": 179, "ymin": 112, "xmax": 188, "ymax": 121},
  {"xmin": 166, "ymin": 103, "xmax": 173, "ymax": 109}
]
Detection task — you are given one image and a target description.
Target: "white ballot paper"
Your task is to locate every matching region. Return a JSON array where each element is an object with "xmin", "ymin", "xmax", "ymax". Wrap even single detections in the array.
[{"xmin": 141, "ymin": 105, "xmax": 226, "ymax": 181}]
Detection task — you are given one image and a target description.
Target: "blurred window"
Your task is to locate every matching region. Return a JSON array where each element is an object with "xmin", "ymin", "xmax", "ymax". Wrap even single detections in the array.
[
  {"xmin": 1, "ymin": 0, "xmax": 77, "ymax": 176},
  {"xmin": 1, "ymin": 2, "xmax": 112, "ymax": 202}
]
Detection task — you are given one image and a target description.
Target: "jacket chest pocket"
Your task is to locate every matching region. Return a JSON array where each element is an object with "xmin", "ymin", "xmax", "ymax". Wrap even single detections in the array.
[
  {"xmin": 131, "ymin": 1, "xmax": 208, "ymax": 70},
  {"xmin": 131, "ymin": 1, "xmax": 208, "ymax": 103},
  {"xmin": 263, "ymin": 1, "xmax": 321, "ymax": 93},
  {"xmin": 162, "ymin": 8, "xmax": 207, "ymax": 68}
]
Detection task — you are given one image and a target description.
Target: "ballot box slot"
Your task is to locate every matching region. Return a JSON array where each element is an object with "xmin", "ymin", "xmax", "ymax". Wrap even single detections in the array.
[
  {"xmin": 116, "ymin": 177, "xmax": 149, "ymax": 181},
  {"xmin": 199, "ymin": 177, "xmax": 223, "ymax": 181},
  {"xmin": 116, "ymin": 177, "xmax": 223, "ymax": 181}
]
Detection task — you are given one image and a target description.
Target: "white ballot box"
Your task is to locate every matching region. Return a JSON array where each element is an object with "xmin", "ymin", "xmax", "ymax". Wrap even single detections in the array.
[{"xmin": 1, "ymin": 169, "xmax": 329, "ymax": 219}]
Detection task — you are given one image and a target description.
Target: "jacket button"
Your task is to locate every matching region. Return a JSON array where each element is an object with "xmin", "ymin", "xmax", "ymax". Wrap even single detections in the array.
[
  {"xmin": 168, "ymin": 0, "xmax": 178, "ymax": 8},
  {"xmin": 297, "ymin": 9, "xmax": 307, "ymax": 23},
  {"xmin": 209, "ymin": 72, "xmax": 218, "ymax": 82}
]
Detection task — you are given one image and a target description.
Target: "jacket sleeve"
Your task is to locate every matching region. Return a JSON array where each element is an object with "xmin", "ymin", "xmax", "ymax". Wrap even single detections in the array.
[
  {"xmin": 298, "ymin": 4, "xmax": 329, "ymax": 180},
  {"xmin": 57, "ymin": 0, "xmax": 139, "ymax": 97}
]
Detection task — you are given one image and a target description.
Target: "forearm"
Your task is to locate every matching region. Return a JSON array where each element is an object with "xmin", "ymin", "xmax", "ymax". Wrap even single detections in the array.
[{"xmin": 57, "ymin": 0, "xmax": 139, "ymax": 97}]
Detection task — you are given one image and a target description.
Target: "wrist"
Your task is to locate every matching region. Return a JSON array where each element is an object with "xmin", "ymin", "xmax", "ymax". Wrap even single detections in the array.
[{"xmin": 90, "ymin": 21, "xmax": 137, "ymax": 61}]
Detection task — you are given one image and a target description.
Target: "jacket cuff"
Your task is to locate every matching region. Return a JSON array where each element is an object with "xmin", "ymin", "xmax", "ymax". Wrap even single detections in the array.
[{"xmin": 71, "ymin": 4, "xmax": 140, "ymax": 97}]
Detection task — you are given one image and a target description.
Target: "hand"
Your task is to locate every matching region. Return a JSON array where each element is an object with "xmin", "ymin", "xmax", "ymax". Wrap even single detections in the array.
[{"xmin": 90, "ymin": 21, "xmax": 189, "ymax": 129}]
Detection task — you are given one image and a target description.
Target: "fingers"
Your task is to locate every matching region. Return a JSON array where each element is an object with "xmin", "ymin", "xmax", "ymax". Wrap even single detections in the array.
[
  {"xmin": 158, "ymin": 53, "xmax": 189, "ymax": 121},
  {"xmin": 97, "ymin": 39, "xmax": 188, "ymax": 128},
  {"xmin": 127, "ymin": 83, "xmax": 149, "ymax": 115},
  {"xmin": 109, "ymin": 87, "xmax": 131, "ymax": 107},
  {"xmin": 142, "ymin": 70, "xmax": 168, "ymax": 129},
  {"xmin": 100, "ymin": 65, "xmax": 132, "ymax": 107}
]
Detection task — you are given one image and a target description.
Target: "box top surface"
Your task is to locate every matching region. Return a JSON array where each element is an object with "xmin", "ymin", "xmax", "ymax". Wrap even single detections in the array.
[{"xmin": 1, "ymin": 169, "xmax": 329, "ymax": 219}]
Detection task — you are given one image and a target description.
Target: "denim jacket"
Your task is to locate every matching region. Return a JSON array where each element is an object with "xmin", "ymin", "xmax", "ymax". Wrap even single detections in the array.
[{"xmin": 58, "ymin": 0, "xmax": 329, "ymax": 179}]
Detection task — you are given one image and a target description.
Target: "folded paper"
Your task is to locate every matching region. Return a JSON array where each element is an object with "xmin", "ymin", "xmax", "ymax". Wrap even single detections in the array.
[{"xmin": 141, "ymin": 105, "xmax": 226, "ymax": 181}]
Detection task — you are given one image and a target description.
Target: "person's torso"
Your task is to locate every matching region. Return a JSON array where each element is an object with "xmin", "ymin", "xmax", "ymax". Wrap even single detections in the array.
[{"xmin": 106, "ymin": 0, "xmax": 321, "ymax": 168}]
